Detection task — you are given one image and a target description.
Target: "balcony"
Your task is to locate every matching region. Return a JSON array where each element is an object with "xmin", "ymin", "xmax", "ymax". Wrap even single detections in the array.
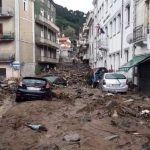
[
  {"xmin": 0, "ymin": 7, "xmax": 14, "ymax": 18},
  {"xmin": 0, "ymin": 32, "xmax": 15, "ymax": 42},
  {"xmin": 98, "ymin": 38, "xmax": 109, "ymax": 51},
  {"xmin": 35, "ymin": 15, "xmax": 59, "ymax": 33},
  {"xmin": 0, "ymin": 53, "xmax": 15, "ymax": 62},
  {"xmin": 35, "ymin": 37, "xmax": 60, "ymax": 49},
  {"xmin": 133, "ymin": 25, "xmax": 149, "ymax": 46},
  {"xmin": 38, "ymin": 56, "xmax": 59, "ymax": 64}
]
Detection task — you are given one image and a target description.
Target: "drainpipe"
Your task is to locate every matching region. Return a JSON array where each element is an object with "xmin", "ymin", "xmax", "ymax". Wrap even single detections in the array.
[
  {"xmin": 15, "ymin": 0, "xmax": 20, "ymax": 76},
  {"xmin": 32, "ymin": 1, "xmax": 35, "ymax": 74},
  {"xmin": 121, "ymin": 0, "xmax": 124, "ymax": 58}
]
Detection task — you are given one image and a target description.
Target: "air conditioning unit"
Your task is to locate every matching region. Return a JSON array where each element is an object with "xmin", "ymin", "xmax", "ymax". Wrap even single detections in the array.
[{"xmin": 126, "ymin": 33, "xmax": 133, "ymax": 44}]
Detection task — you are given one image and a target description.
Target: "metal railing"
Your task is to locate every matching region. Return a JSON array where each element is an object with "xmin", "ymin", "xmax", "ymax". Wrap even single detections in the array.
[
  {"xmin": 98, "ymin": 37, "xmax": 109, "ymax": 50},
  {"xmin": 0, "ymin": 53, "xmax": 15, "ymax": 62},
  {"xmin": 0, "ymin": 32, "xmax": 15, "ymax": 41},
  {"xmin": 0, "ymin": 7, "xmax": 14, "ymax": 17},
  {"xmin": 133, "ymin": 25, "xmax": 149, "ymax": 43},
  {"xmin": 35, "ymin": 15, "xmax": 59, "ymax": 32},
  {"xmin": 35, "ymin": 36, "xmax": 60, "ymax": 48},
  {"xmin": 38, "ymin": 56, "xmax": 59, "ymax": 63}
]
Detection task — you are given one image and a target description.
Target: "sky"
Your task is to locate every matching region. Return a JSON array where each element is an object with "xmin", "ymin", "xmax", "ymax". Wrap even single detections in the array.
[{"xmin": 54, "ymin": 0, "xmax": 93, "ymax": 13}]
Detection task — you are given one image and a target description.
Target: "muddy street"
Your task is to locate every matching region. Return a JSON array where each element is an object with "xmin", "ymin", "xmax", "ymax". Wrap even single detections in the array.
[{"xmin": 0, "ymin": 63, "xmax": 150, "ymax": 150}]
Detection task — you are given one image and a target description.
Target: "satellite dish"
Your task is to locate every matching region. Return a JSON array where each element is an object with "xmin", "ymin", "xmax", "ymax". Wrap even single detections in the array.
[{"xmin": 126, "ymin": 33, "xmax": 133, "ymax": 44}]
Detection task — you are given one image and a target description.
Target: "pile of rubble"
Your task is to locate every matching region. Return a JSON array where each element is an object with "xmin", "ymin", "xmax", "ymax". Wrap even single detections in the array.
[
  {"xmin": 0, "ymin": 78, "xmax": 18, "ymax": 105},
  {"xmin": 47, "ymin": 62, "xmax": 91, "ymax": 86},
  {"xmin": 0, "ymin": 78, "xmax": 18, "ymax": 92}
]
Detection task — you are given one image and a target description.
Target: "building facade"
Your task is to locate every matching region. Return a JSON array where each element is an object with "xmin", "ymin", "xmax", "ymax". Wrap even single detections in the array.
[
  {"xmin": 0, "ymin": 0, "xmax": 60, "ymax": 78},
  {"xmin": 87, "ymin": 0, "xmax": 150, "ymax": 94},
  {"xmin": 0, "ymin": 0, "xmax": 35, "ymax": 78},
  {"xmin": 34, "ymin": 0, "xmax": 60, "ymax": 73},
  {"xmin": 91, "ymin": 0, "xmax": 134, "ymax": 75}
]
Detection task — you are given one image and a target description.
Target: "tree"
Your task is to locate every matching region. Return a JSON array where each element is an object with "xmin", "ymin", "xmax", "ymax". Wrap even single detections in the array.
[{"xmin": 62, "ymin": 26, "xmax": 77, "ymax": 40}]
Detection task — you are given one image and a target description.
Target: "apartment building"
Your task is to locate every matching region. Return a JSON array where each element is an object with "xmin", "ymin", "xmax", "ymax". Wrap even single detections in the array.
[
  {"xmin": 34, "ymin": 0, "xmax": 60, "ymax": 72},
  {"xmin": 0, "ymin": 0, "xmax": 35, "ymax": 78},
  {"xmin": 91, "ymin": 0, "xmax": 134, "ymax": 75},
  {"xmin": 0, "ymin": 0, "xmax": 60, "ymax": 78},
  {"xmin": 78, "ymin": 21, "xmax": 91, "ymax": 64},
  {"xmin": 87, "ymin": 0, "xmax": 150, "ymax": 94}
]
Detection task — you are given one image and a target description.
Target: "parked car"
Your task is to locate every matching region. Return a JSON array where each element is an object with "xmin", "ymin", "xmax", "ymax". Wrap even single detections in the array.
[
  {"xmin": 101, "ymin": 73, "xmax": 128, "ymax": 93},
  {"xmin": 93, "ymin": 67, "xmax": 108, "ymax": 88},
  {"xmin": 43, "ymin": 75, "xmax": 67, "ymax": 87},
  {"xmin": 16, "ymin": 77, "xmax": 52, "ymax": 102}
]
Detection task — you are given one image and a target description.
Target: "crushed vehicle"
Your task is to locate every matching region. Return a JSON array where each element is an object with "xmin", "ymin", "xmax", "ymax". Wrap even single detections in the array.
[
  {"xmin": 101, "ymin": 72, "xmax": 128, "ymax": 93},
  {"xmin": 15, "ymin": 77, "xmax": 52, "ymax": 102},
  {"xmin": 43, "ymin": 75, "xmax": 67, "ymax": 87}
]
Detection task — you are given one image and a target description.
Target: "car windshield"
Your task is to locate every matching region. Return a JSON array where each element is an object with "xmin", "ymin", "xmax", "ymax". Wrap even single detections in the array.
[
  {"xmin": 105, "ymin": 74, "xmax": 126, "ymax": 79},
  {"xmin": 23, "ymin": 78, "xmax": 46, "ymax": 86},
  {"xmin": 44, "ymin": 76, "xmax": 58, "ymax": 83}
]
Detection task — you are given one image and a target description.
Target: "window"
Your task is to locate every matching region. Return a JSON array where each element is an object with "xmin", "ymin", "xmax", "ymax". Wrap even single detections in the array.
[
  {"xmin": 0, "ymin": 68, "xmax": 6, "ymax": 77},
  {"xmin": 105, "ymin": 0, "xmax": 108, "ymax": 12},
  {"xmin": 125, "ymin": 50, "xmax": 129, "ymax": 62},
  {"xmin": 113, "ymin": 18, "xmax": 116, "ymax": 35},
  {"xmin": 40, "ymin": 8, "xmax": 44, "ymax": 16},
  {"xmin": 102, "ymin": 4, "xmax": 104, "ymax": 18},
  {"xmin": 117, "ymin": 14, "xmax": 121, "ymax": 33},
  {"xmin": 48, "ymin": 0, "xmax": 50, "ymax": 7},
  {"xmin": 126, "ymin": 4, "xmax": 130, "ymax": 26},
  {"xmin": 48, "ymin": 32, "xmax": 50, "ymax": 40},
  {"xmin": 41, "ymin": 49, "xmax": 44, "ymax": 57},
  {"xmin": 0, "ymin": 24, "xmax": 3, "ymax": 35},
  {"xmin": 100, "ymin": 7, "xmax": 101, "ymax": 19},
  {"xmin": 105, "ymin": 26, "xmax": 108, "ymax": 37},
  {"xmin": 110, "ymin": 0, "xmax": 113, "ymax": 7},
  {"xmin": 23, "ymin": 0, "xmax": 28, "ymax": 11},
  {"xmin": 109, "ymin": 22, "xmax": 112, "ymax": 38},
  {"xmin": 41, "ymin": 29, "xmax": 44, "ymax": 38}
]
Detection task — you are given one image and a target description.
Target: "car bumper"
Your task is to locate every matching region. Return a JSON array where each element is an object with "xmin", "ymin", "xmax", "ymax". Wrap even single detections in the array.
[
  {"xmin": 102, "ymin": 85, "xmax": 128, "ymax": 93},
  {"xmin": 16, "ymin": 89, "xmax": 51, "ymax": 100}
]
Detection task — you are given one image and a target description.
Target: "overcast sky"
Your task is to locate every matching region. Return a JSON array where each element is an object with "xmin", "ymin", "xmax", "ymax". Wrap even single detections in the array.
[{"xmin": 54, "ymin": 0, "xmax": 93, "ymax": 13}]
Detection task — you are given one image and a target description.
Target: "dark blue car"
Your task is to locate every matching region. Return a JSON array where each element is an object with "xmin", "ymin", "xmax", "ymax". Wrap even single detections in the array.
[{"xmin": 16, "ymin": 77, "xmax": 52, "ymax": 102}]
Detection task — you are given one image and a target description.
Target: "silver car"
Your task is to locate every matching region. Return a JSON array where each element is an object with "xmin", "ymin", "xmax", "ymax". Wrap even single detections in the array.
[{"xmin": 101, "ymin": 73, "xmax": 128, "ymax": 93}]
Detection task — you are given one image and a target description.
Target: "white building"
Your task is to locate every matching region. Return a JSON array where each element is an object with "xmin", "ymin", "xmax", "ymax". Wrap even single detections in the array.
[
  {"xmin": 88, "ymin": 0, "xmax": 150, "ymax": 94},
  {"xmin": 91, "ymin": 0, "xmax": 134, "ymax": 74}
]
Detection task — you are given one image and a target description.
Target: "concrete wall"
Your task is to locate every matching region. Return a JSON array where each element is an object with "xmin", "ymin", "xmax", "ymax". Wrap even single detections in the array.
[
  {"xmin": 0, "ymin": 64, "xmax": 19, "ymax": 78},
  {"xmin": 19, "ymin": 0, "xmax": 35, "ymax": 76}
]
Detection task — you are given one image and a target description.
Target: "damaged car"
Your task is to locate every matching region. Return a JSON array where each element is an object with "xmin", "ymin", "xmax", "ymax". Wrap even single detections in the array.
[
  {"xmin": 101, "ymin": 73, "xmax": 128, "ymax": 93},
  {"xmin": 15, "ymin": 77, "xmax": 52, "ymax": 102}
]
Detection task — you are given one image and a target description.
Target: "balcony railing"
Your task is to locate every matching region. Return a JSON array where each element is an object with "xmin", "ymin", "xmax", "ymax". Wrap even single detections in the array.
[
  {"xmin": 0, "ymin": 32, "xmax": 15, "ymax": 41},
  {"xmin": 35, "ymin": 37, "xmax": 60, "ymax": 49},
  {"xmin": 98, "ymin": 37, "xmax": 109, "ymax": 50},
  {"xmin": 133, "ymin": 25, "xmax": 149, "ymax": 44},
  {"xmin": 0, "ymin": 7, "xmax": 14, "ymax": 18},
  {"xmin": 35, "ymin": 15, "xmax": 59, "ymax": 32},
  {"xmin": 0, "ymin": 53, "xmax": 15, "ymax": 62},
  {"xmin": 38, "ymin": 56, "xmax": 59, "ymax": 63}
]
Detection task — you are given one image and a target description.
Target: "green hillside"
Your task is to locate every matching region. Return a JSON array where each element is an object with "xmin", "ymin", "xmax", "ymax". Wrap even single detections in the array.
[{"xmin": 55, "ymin": 4, "xmax": 86, "ymax": 40}]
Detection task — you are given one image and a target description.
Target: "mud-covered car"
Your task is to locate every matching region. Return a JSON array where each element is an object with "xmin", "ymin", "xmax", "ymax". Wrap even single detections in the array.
[
  {"xmin": 15, "ymin": 77, "xmax": 52, "ymax": 102},
  {"xmin": 43, "ymin": 75, "xmax": 67, "ymax": 87}
]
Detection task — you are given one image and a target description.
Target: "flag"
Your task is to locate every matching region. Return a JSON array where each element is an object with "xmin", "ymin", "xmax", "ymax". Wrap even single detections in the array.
[{"xmin": 96, "ymin": 23, "xmax": 105, "ymax": 35}]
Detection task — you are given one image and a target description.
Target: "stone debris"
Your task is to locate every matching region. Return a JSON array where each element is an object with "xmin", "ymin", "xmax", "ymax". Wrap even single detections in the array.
[
  {"xmin": 105, "ymin": 135, "xmax": 119, "ymax": 141},
  {"xmin": 63, "ymin": 133, "xmax": 80, "ymax": 142}
]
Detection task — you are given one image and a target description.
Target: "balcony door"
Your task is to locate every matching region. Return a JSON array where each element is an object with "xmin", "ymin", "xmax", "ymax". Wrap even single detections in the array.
[
  {"xmin": 0, "ymin": 24, "xmax": 3, "ymax": 37},
  {"xmin": 0, "ymin": 0, "xmax": 2, "ymax": 13}
]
